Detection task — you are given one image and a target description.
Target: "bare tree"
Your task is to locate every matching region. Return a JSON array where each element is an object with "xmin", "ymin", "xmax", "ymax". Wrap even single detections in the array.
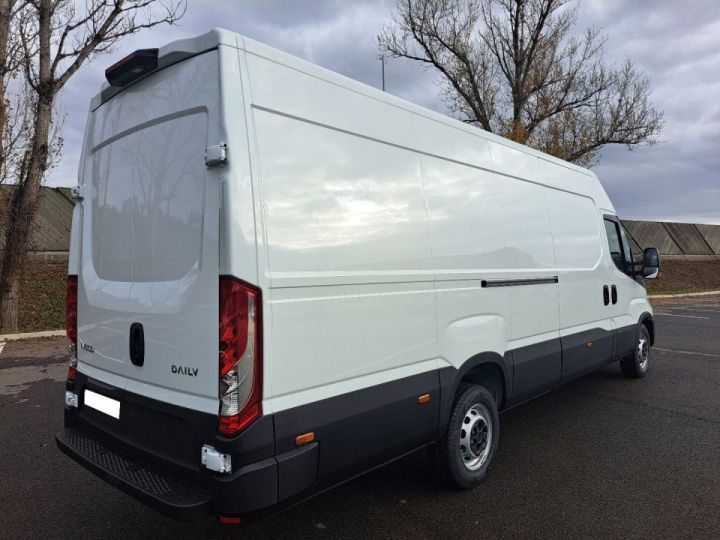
[
  {"xmin": 0, "ymin": 0, "xmax": 32, "ymax": 300},
  {"xmin": 0, "ymin": 0, "xmax": 26, "ymax": 176},
  {"xmin": 1, "ymin": 84, "xmax": 33, "ymax": 186},
  {"xmin": 0, "ymin": 0, "xmax": 185, "ymax": 332},
  {"xmin": 379, "ymin": 0, "xmax": 663, "ymax": 165}
]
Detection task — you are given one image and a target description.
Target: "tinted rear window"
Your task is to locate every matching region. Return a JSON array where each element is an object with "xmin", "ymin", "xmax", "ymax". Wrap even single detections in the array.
[{"xmin": 91, "ymin": 111, "xmax": 207, "ymax": 282}]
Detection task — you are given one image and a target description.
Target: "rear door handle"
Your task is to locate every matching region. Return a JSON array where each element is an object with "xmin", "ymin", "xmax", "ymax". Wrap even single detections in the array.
[
  {"xmin": 611, "ymin": 285, "xmax": 618, "ymax": 305},
  {"xmin": 603, "ymin": 285, "xmax": 610, "ymax": 306},
  {"xmin": 129, "ymin": 322, "xmax": 145, "ymax": 367}
]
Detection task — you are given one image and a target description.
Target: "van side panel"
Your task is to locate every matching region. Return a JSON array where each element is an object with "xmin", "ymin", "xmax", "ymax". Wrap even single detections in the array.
[
  {"xmin": 252, "ymin": 110, "xmax": 436, "ymax": 393},
  {"xmin": 488, "ymin": 146, "xmax": 562, "ymax": 402},
  {"xmin": 415, "ymin": 140, "xmax": 511, "ymax": 379},
  {"xmin": 416, "ymin": 121, "xmax": 562, "ymax": 405},
  {"xmin": 244, "ymin": 48, "xmax": 411, "ymax": 149},
  {"xmin": 243, "ymin": 34, "xmax": 649, "ymax": 501},
  {"xmin": 246, "ymin": 54, "xmax": 440, "ymax": 482},
  {"xmin": 538, "ymin": 160, "xmax": 614, "ymax": 382},
  {"xmin": 218, "ymin": 44, "xmax": 260, "ymax": 286}
]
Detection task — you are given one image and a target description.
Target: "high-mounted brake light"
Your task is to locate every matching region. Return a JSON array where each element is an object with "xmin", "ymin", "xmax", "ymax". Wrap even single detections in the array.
[
  {"xmin": 66, "ymin": 275, "xmax": 78, "ymax": 381},
  {"xmin": 218, "ymin": 277, "xmax": 262, "ymax": 437},
  {"xmin": 105, "ymin": 48, "xmax": 159, "ymax": 88}
]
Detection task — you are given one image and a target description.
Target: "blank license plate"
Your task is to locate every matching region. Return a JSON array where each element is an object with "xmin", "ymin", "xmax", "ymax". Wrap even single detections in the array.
[{"xmin": 84, "ymin": 389, "xmax": 120, "ymax": 419}]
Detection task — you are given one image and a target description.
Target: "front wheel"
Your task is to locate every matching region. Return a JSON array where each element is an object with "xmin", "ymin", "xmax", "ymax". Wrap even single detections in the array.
[
  {"xmin": 432, "ymin": 383, "xmax": 499, "ymax": 489},
  {"xmin": 620, "ymin": 324, "xmax": 651, "ymax": 379}
]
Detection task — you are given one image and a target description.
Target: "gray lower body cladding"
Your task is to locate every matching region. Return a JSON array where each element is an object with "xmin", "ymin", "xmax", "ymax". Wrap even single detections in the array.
[{"xmin": 56, "ymin": 322, "xmax": 644, "ymax": 520}]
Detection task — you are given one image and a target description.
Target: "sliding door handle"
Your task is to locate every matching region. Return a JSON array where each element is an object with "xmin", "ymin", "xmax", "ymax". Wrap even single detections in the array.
[
  {"xmin": 611, "ymin": 285, "xmax": 618, "ymax": 305},
  {"xmin": 603, "ymin": 285, "xmax": 610, "ymax": 306}
]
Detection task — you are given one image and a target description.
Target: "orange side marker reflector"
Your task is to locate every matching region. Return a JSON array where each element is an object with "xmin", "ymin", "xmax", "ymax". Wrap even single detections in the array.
[
  {"xmin": 295, "ymin": 432, "xmax": 315, "ymax": 446},
  {"xmin": 418, "ymin": 394, "xmax": 431, "ymax": 404},
  {"xmin": 219, "ymin": 515, "xmax": 242, "ymax": 525}
]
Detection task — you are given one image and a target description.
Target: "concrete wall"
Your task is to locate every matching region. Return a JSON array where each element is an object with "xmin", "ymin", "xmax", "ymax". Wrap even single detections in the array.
[
  {"xmin": 696, "ymin": 224, "xmax": 720, "ymax": 255},
  {"xmin": 623, "ymin": 220, "xmax": 720, "ymax": 259},
  {"xmin": 623, "ymin": 221, "xmax": 682, "ymax": 256}
]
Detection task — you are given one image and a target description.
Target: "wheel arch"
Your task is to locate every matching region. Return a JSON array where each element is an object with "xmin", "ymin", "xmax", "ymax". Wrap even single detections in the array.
[
  {"xmin": 639, "ymin": 312, "xmax": 655, "ymax": 345},
  {"xmin": 436, "ymin": 351, "xmax": 511, "ymax": 440}
]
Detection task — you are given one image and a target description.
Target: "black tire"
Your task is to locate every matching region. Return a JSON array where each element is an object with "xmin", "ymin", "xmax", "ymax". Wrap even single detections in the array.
[
  {"xmin": 432, "ymin": 383, "xmax": 499, "ymax": 489},
  {"xmin": 620, "ymin": 324, "xmax": 651, "ymax": 379}
]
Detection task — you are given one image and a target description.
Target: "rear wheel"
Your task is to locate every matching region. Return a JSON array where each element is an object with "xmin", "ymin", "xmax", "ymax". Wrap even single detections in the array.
[
  {"xmin": 432, "ymin": 383, "xmax": 499, "ymax": 489},
  {"xmin": 620, "ymin": 324, "xmax": 651, "ymax": 379}
]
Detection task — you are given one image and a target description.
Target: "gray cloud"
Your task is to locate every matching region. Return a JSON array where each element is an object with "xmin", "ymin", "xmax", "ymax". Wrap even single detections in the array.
[{"xmin": 49, "ymin": 0, "xmax": 719, "ymax": 224}]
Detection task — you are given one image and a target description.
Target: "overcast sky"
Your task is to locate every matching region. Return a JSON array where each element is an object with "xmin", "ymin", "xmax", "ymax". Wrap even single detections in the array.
[{"xmin": 49, "ymin": 0, "xmax": 720, "ymax": 224}]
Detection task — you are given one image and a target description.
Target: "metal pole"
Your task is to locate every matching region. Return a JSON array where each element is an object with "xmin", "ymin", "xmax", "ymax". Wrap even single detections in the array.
[{"xmin": 381, "ymin": 54, "xmax": 385, "ymax": 91}]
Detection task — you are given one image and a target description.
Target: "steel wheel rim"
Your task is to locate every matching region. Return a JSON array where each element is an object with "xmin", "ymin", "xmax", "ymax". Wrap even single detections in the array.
[
  {"xmin": 638, "ymin": 336, "xmax": 649, "ymax": 371},
  {"xmin": 459, "ymin": 403, "xmax": 492, "ymax": 471}
]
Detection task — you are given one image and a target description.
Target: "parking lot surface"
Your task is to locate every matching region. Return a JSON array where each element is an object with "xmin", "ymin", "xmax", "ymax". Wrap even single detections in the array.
[{"xmin": 1, "ymin": 295, "xmax": 719, "ymax": 539}]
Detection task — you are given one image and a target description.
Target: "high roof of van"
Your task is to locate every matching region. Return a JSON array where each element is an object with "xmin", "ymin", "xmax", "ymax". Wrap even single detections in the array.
[{"xmin": 91, "ymin": 28, "xmax": 613, "ymax": 211}]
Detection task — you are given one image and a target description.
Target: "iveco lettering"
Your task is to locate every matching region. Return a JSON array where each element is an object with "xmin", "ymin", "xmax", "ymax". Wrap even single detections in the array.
[{"xmin": 56, "ymin": 29, "xmax": 661, "ymax": 523}]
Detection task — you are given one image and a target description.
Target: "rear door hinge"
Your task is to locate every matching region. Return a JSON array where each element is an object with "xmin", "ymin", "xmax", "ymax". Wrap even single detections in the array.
[
  {"xmin": 205, "ymin": 143, "xmax": 227, "ymax": 167},
  {"xmin": 70, "ymin": 185, "xmax": 83, "ymax": 201}
]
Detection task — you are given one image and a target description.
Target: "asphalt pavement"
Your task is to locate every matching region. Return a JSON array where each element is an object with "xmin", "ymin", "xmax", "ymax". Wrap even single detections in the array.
[{"xmin": 1, "ymin": 295, "xmax": 719, "ymax": 539}]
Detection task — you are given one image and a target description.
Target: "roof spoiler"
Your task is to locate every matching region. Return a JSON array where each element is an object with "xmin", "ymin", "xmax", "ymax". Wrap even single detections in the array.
[{"xmin": 94, "ymin": 29, "xmax": 239, "ymax": 109}]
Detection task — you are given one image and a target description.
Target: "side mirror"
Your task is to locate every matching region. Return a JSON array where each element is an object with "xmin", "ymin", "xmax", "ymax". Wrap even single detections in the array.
[{"xmin": 642, "ymin": 247, "xmax": 660, "ymax": 279}]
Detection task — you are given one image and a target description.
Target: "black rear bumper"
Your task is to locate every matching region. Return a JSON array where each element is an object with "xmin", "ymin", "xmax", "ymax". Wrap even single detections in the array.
[
  {"xmin": 57, "ymin": 421, "xmax": 320, "ymax": 522},
  {"xmin": 59, "ymin": 373, "xmax": 320, "ymax": 521},
  {"xmin": 56, "ymin": 426, "xmax": 212, "ymax": 521}
]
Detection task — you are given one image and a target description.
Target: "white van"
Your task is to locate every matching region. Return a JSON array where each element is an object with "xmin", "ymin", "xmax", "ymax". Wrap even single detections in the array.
[{"xmin": 57, "ymin": 29, "xmax": 660, "ymax": 523}]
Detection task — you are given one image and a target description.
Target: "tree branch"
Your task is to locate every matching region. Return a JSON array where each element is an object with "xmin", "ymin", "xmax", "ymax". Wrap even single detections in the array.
[{"xmin": 380, "ymin": 0, "xmax": 663, "ymax": 163}]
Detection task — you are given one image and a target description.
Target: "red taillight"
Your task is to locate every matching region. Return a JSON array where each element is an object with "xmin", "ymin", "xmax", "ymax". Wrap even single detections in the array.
[
  {"xmin": 218, "ymin": 402, "xmax": 261, "ymax": 438},
  {"xmin": 66, "ymin": 275, "xmax": 78, "ymax": 382},
  {"xmin": 219, "ymin": 279, "xmax": 249, "ymax": 378},
  {"xmin": 218, "ymin": 515, "xmax": 242, "ymax": 525},
  {"xmin": 218, "ymin": 276, "xmax": 262, "ymax": 437},
  {"xmin": 66, "ymin": 276, "xmax": 78, "ymax": 346}
]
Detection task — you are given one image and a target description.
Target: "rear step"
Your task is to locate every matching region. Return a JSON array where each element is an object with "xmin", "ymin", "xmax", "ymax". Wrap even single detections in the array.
[{"xmin": 56, "ymin": 427, "xmax": 212, "ymax": 521}]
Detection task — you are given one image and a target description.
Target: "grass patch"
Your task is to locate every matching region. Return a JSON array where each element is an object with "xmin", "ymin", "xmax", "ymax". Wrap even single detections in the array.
[{"xmin": 645, "ymin": 259, "xmax": 720, "ymax": 296}]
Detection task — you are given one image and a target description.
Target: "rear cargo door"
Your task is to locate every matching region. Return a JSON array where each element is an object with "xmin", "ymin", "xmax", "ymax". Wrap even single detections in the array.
[{"xmin": 78, "ymin": 51, "xmax": 222, "ymax": 414}]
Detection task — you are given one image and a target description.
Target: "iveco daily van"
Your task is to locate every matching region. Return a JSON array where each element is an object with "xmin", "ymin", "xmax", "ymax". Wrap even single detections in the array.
[{"xmin": 56, "ymin": 29, "xmax": 661, "ymax": 522}]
